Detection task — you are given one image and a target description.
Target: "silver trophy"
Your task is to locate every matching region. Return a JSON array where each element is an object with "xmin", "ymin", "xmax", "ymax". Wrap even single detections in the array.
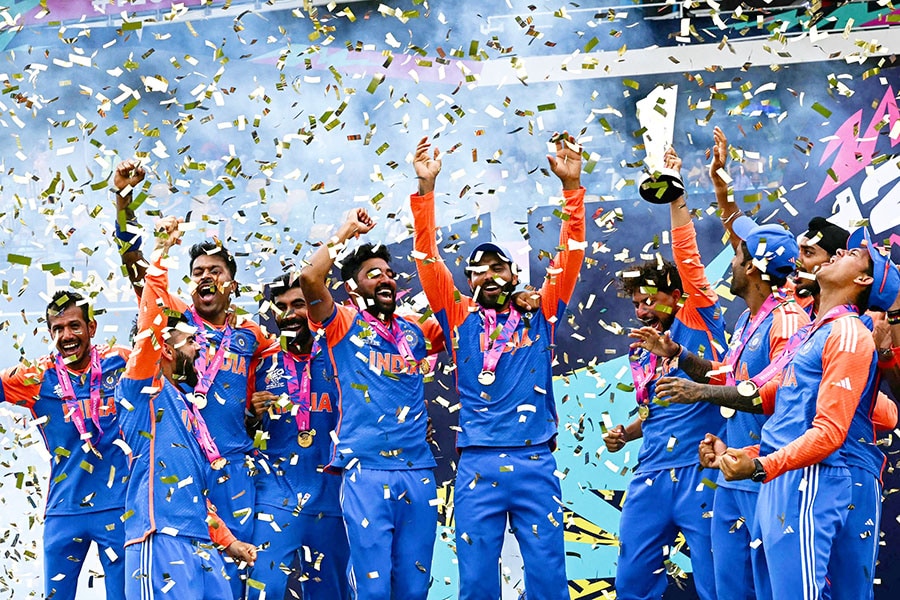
[{"xmin": 636, "ymin": 85, "xmax": 684, "ymax": 204}]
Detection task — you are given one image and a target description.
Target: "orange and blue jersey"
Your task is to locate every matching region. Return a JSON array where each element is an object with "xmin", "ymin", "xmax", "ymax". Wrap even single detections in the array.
[
  {"xmin": 410, "ymin": 187, "xmax": 585, "ymax": 449},
  {"xmin": 754, "ymin": 313, "xmax": 877, "ymax": 480},
  {"xmin": 313, "ymin": 304, "xmax": 443, "ymax": 470},
  {"xmin": 0, "ymin": 345, "xmax": 130, "ymax": 516},
  {"xmin": 708, "ymin": 297, "xmax": 809, "ymax": 492},
  {"xmin": 634, "ymin": 221, "xmax": 728, "ymax": 473},
  {"xmin": 116, "ymin": 259, "xmax": 234, "ymax": 547},
  {"xmin": 250, "ymin": 347, "xmax": 342, "ymax": 516},
  {"xmin": 138, "ymin": 258, "xmax": 274, "ymax": 461}
]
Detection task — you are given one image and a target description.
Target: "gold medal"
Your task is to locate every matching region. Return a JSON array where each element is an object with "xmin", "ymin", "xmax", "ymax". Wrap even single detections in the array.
[
  {"xmin": 419, "ymin": 358, "xmax": 432, "ymax": 375},
  {"xmin": 297, "ymin": 429, "xmax": 316, "ymax": 448},
  {"xmin": 210, "ymin": 457, "xmax": 227, "ymax": 470},
  {"xmin": 638, "ymin": 405, "xmax": 650, "ymax": 421}
]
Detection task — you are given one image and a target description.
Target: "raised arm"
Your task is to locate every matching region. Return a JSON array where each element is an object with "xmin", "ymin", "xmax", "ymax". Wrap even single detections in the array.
[
  {"xmin": 112, "ymin": 159, "xmax": 149, "ymax": 298},
  {"xmin": 300, "ymin": 208, "xmax": 375, "ymax": 325},
  {"xmin": 708, "ymin": 127, "xmax": 740, "ymax": 248},
  {"xmin": 669, "ymin": 147, "xmax": 719, "ymax": 315},
  {"xmin": 540, "ymin": 132, "xmax": 586, "ymax": 321},
  {"xmin": 125, "ymin": 217, "xmax": 186, "ymax": 381},
  {"xmin": 409, "ymin": 137, "xmax": 468, "ymax": 329},
  {"xmin": 665, "ymin": 147, "xmax": 691, "ymax": 230}
]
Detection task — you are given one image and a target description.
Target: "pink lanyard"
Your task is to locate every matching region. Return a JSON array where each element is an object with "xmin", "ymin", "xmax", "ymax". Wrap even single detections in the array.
[
  {"xmin": 54, "ymin": 347, "xmax": 104, "ymax": 444},
  {"xmin": 189, "ymin": 308, "xmax": 233, "ymax": 399},
  {"xmin": 183, "ymin": 396, "xmax": 226, "ymax": 470},
  {"xmin": 282, "ymin": 342, "xmax": 320, "ymax": 432},
  {"xmin": 724, "ymin": 292, "xmax": 790, "ymax": 386},
  {"xmin": 629, "ymin": 350, "xmax": 659, "ymax": 406},
  {"xmin": 359, "ymin": 310, "xmax": 416, "ymax": 365},
  {"xmin": 750, "ymin": 304, "xmax": 858, "ymax": 389},
  {"xmin": 479, "ymin": 309, "xmax": 521, "ymax": 385}
]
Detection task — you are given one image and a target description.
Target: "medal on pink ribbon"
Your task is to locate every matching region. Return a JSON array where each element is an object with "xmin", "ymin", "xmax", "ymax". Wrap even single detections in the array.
[
  {"xmin": 478, "ymin": 308, "xmax": 521, "ymax": 387},
  {"xmin": 54, "ymin": 347, "xmax": 105, "ymax": 458}
]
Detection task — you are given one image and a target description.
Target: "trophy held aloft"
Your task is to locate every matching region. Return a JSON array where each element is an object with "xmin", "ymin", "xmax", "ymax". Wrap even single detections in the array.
[{"xmin": 636, "ymin": 85, "xmax": 684, "ymax": 205}]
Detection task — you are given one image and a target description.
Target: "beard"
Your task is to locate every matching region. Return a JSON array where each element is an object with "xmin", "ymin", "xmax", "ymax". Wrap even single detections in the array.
[
  {"xmin": 366, "ymin": 285, "xmax": 397, "ymax": 319},
  {"xmin": 280, "ymin": 320, "xmax": 312, "ymax": 352},
  {"xmin": 174, "ymin": 348, "xmax": 199, "ymax": 389},
  {"xmin": 475, "ymin": 280, "xmax": 517, "ymax": 310}
]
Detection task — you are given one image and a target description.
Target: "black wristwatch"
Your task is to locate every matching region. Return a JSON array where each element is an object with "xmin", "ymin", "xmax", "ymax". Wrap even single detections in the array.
[{"xmin": 750, "ymin": 458, "xmax": 767, "ymax": 483}]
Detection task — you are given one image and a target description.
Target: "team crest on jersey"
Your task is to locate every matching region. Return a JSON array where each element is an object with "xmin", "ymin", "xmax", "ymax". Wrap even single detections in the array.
[
  {"xmin": 235, "ymin": 335, "xmax": 248, "ymax": 350},
  {"xmin": 799, "ymin": 340, "xmax": 814, "ymax": 355},
  {"xmin": 403, "ymin": 329, "xmax": 419, "ymax": 348},
  {"xmin": 747, "ymin": 333, "xmax": 762, "ymax": 352}
]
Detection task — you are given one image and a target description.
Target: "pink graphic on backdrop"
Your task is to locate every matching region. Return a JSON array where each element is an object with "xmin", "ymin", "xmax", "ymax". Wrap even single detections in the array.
[
  {"xmin": 861, "ymin": 9, "xmax": 900, "ymax": 28},
  {"xmin": 15, "ymin": 0, "xmax": 219, "ymax": 26},
  {"xmin": 816, "ymin": 86, "xmax": 900, "ymax": 202}
]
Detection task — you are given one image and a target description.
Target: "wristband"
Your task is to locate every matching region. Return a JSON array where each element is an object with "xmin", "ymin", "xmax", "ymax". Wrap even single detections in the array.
[{"xmin": 887, "ymin": 309, "xmax": 900, "ymax": 325}]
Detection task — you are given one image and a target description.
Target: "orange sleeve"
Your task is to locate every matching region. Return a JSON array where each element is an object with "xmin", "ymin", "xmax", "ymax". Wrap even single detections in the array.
[
  {"xmin": 410, "ymin": 191, "xmax": 471, "ymax": 329},
  {"xmin": 540, "ymin": 187, "xmax": 586, "ymax": 321},
  {"xmin": 672, "ymin": 221, "xmax": 719, "ymax": 318},
  {"xmin": 0, "ymin": 357, "xmax": 52, "ymax": 409},
  {"xmin": 758, "ymin": 318, "xmax": 876, "ymax": 481},
  {"xmin": 125, "ymin": 258, "xmax": 177, "ymax": 381},
  {"xmin": 206, "ymin": 499, "xmax": 238, "ymax": 548},
  {"xmin": 759, "ymin": 376, "xmax": 780, "ymax": 415},
  {"xmin": 311, "ymin": 304, "xmax": 354, "ymax": 349},
  {"xmin": 743, "ymin": 444, "xmax": 761, "ymax": 459},
  {"xmin": 105, "ymin": 345, "xmax": 132, "ymax": 363},
  {"xmin": 401, "ymin": 313, "xmax": 446, "ymax": 355},
  {"xmin": 706, "ymin": 359, "xmax": 730, "ymax": 386},
  {"xmin": 872, "ymin": 391, "xmax": 899, "ymax": 431}
]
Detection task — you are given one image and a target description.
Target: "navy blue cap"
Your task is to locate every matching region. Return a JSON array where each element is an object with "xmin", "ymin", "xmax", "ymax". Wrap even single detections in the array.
[
  {"xmin": 467, "ymin": 242, "xmax": 513, "ymax": 265},
  {"xmin": 847, "ymin": 227, "xmax": 900, "ymax": 312},
  {"xmin": 732, "ymin": 215, "xmax": 799, "ymax": 277}
]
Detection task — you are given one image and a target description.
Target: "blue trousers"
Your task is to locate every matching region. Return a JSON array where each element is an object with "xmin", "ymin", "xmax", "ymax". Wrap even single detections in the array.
[
  {"xmin": 756, "ymin": 465, "xmax": 850, "ymax": 600},
  {"xmin": 341, "ymin": 468, "xmax": 437, "ymax": 600},
  {"xmin": 615, "ymin": 464, "xmax": 716, "ymax": 600},
  {"xmin": 43, "ymin": 508, "xmax": 126, "ymax": 600},
  {"xmin": 825, "ymin": 466, "xmax": 881, "ymax": 600},
  {"xmin": 455, "ymin": 445, "xmax": 568, "ymax": 600},
  {"xmin": 208, "ymin": 456, "xmax": 256, "ymax": 599},
  {"xmin": 247, "ymin": 506, "xmax": 351, "ymax": 600},
  {"xmin": 124, "ymin": 534, "xmax": 231, "ymax": 600},
  {"xmin": 711, "ymin": 486, "xmax": 770, "ymax": 600}
]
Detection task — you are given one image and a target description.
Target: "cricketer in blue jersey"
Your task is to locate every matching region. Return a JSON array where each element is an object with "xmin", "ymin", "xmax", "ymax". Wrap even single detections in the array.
[
  {"xmin": 116, "ymin": 218, "xmax": 257, "ymax": 599},
  {"xmin": 705, "ymin": 226, "xmax": 900, "ymax": 600},
  {"xmin": 632, "ymin": 127, "xmax": 807, "ymax": 600},
  {"xmin": 300, "ymin": 208, "xmax": 444, "ymax": 600},
  {"xmin": 793, "ymin": 216, "xmax": 899, "ymax": 600},
  {"xmin": 0, "ymin": 290, "xmax": 129, "ymax": 600},
  {"xmin": 114, "ymin": 162, "xmax": 276, "ymax": 598},
  {"xmin": 605, "ymin": 146, "xmax": 727, "ymax": 600},
  {"xmin": 245, "ymin": 273, "xmax": 351, "ymax": 600},
  {"xmin": 409, "ymin": 133, "xmax": 585, "ymax": 600}
]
